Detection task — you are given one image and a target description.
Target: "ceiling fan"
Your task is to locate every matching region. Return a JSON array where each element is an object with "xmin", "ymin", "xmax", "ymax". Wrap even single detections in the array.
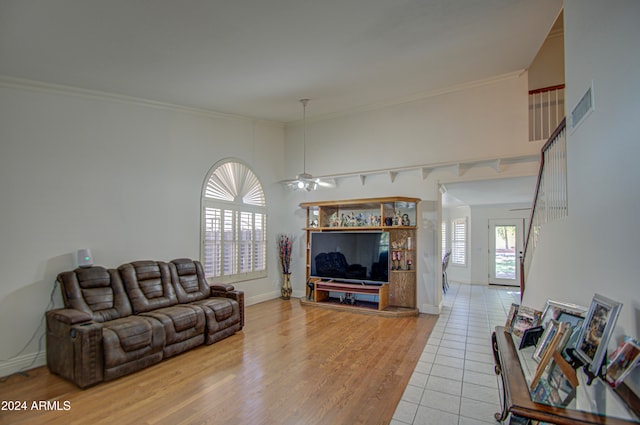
[{"xmin": 281, "ymin": 99, "xmax": 335, "ymax": 191}]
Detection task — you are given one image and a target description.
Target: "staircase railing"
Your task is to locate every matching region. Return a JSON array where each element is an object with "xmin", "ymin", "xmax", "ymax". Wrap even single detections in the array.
[
  {"xmin": 529, "ymin": 84, "xmax": 565, "ymax": 141},
  {"xmin": 520, "ymin": 118, "xmax": 567, "ymax": 297}
]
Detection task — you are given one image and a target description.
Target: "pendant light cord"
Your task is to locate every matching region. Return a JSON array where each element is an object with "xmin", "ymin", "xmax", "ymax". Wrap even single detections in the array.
[{"xmin": 300, "ymin": 99, "xmax": 309, "ymax": 174}]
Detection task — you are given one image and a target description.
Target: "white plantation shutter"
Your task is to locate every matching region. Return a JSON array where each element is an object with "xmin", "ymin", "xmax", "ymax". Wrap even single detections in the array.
[
  {"xmin": 441, "ymin": 221, "xmax": 448, "ymax": 257},
  {"xmin": 202, "ymin": 159, "xmax": 267, "ymax": 282},
  {"xmin": 451, "ymin": 218, "xmax": 467, "ymax": 266}
]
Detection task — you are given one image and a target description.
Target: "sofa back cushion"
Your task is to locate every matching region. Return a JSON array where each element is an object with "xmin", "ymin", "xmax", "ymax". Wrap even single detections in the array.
[
  {"xmin": 57, "ymin": 266, "xmax": 132, "ymax": 322},
  {"xmin": 169, "ymin": 258, "xmax": 210, "ymax": 303},
  {"xmin": 118, "ymin": 261, "xmax": 177, "ymax": 313}
]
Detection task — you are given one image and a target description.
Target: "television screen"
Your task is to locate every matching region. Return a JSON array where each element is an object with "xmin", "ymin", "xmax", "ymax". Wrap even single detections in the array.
[{"xmin": 309, "ymin": 231, "xmax": 389, "ymax": 284}]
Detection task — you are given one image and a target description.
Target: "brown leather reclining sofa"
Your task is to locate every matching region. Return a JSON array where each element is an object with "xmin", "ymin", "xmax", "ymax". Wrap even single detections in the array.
[{"xmin": 46, "ymin": 258, "xmax": 244, "ymax": 388}]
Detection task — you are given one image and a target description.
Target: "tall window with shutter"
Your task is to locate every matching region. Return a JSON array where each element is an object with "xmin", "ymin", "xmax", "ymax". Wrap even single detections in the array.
[
  {"xmin": 201, "ymin": 159, "xmax": 267, "ymax": 282},
  {"xmin": 451, "ymin": 218, "xmax": 467, "ymax": 266}
]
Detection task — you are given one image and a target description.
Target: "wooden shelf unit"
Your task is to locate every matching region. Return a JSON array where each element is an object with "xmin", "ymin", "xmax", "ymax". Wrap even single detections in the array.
[{"xmin": 299, "ymin": 197, "xmax": 419, "ymax": 317}]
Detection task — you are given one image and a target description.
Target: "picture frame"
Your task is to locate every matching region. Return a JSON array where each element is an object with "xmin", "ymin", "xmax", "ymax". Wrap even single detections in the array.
[
  {"xmin": 575, "ymin": 293, "xmax": 623, "ymax": 375},
  {"xmin": 530, "ymin": 321, "xmax": 569, "ymax": 390},
  {"xmin": 605, "ymin": 339, "xmax": 640, "ymax": 388},
  {"xmin": 533, "ymin": 321, "xmax": 555, "ymax": 362},
  {"xmin": 540, "ymin": 299, "xmax": 587, "ymax": 328},
  {"xmin": 556, "ymin": 311, "xmax": 586, "ymax": 357},
  {"xmin": 519, "ymin": 325, "xmax": 544, "ymax": 350},
  {"xmin": 533, "ymin": 320, "xmax": 562, "ymax": 363},
  {"xmin": 505, "ymin": 303, "xmax": 519, "ymax": 331},
  {"xmin": 546, "ymin": 351, "xmax": 579, "ymax": 406},
  {"xmin": 506, "ymin": 304, "xmax": 543, "ymax": 338},
  {"xmin": 556, "ymin": 311, "xmax": 585, "ymax": 329}
]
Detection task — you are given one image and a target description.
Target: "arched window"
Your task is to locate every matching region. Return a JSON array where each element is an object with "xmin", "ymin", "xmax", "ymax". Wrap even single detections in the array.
[{"xmin": 201, "ymin": 159, "xmax": 267, "ymax": 282}]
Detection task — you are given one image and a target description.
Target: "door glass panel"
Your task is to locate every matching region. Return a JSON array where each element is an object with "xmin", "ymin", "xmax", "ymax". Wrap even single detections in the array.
[{"xmin": 494, "ymin": 225, "xmax": 516, "ymax": 280}]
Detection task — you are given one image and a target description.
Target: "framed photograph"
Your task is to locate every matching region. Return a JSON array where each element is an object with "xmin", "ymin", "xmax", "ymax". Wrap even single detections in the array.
[
  {"xmin": 530, "ymin": 322, "xmax": 569, "ymax": 390},
  {"xmin": 605, "ymin": 339, "xmax": 640, "ymax": 388},
  {"xmin": 540, "ymin": 300, "xmax": 587, "ymax": 328},
  {"xmin": 508, "ymin": 304, "xmax": 543, "ymax": 338},
  {"xmin": 519, "ymin": 325, "xmax": 544, "ymax": 350},
  {"xmin": 575, "ymin": 293, "xmax": 623, "ymax": 375},
  {"xmin": 505, "ymin": 303, "xmax": 519, "ymax": 331},
  {"xmin": 556, "ymin": 311, "xmax": 585, "ymax": 357},
  {"xmin": 531, "ymin": 380, "xmax": 550, "ymax": 403},
  {"xmin": 556, "ymin": 311, "xmax": 585, "ymax": 329},
  {"xmin": 546, "ymin": 351, "xmax": 579, "ymax": 406},
  {"xmin": 533, "ymin": 320, "xmax": 560, "ymax": 363}
]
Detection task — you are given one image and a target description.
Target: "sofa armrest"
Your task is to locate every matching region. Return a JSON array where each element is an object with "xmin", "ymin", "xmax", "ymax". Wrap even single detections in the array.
[
  {"xmin": 210, "ymin": 285, "xmax": 245, "ymax": 330},
  {"xmin": 47, "ymin": 308, "xmax": 92, "ymax": 325},
  {"xmin": 46, "ymin": 309, "xmax": 104, "ymax": 388},
  {"xmin": 210, "ymin": 283, "xmax": 235, "ymax": 292}
]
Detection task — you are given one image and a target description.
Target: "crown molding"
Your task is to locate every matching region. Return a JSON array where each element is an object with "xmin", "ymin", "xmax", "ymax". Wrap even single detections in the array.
[{"xmin": 0, "ymin": 75, "xmax": 284, "ymax": 128}]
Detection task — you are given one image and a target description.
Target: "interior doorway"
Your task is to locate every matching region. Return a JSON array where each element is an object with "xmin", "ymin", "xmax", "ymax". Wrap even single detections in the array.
[{"xmin": 489, "ymin": 219, "xmax": 524, "ymax": 286}]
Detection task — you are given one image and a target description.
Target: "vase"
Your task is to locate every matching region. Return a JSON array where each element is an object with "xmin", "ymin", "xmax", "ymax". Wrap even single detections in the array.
[{"xmin": 281, "ymin": 273, "xmax": 292, "ymax": 300}]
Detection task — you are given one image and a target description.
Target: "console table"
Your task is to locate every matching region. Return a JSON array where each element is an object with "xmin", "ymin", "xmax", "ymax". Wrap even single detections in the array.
[{"xmin": 492, "ymin": 326, "xmax": 639, "ymax": 424}]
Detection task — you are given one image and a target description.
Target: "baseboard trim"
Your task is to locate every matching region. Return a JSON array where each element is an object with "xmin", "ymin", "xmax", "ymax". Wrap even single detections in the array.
[
  {"xmin": 420, "ymin": 303, "xmax": 442, "ymax": 315},
  {"xmin": 0, "ymin": 351, "xmax": 47, "ymax": 378}
]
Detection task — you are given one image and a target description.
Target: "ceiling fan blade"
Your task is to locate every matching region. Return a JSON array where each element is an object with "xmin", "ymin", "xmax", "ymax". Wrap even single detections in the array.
[
  {"xmin": 279, "ymin": 173, "xmax": 335, "ymax": 190},
  {"xmin": 316, "ymin": 178, "xmax": 336, "ymax": 188}
]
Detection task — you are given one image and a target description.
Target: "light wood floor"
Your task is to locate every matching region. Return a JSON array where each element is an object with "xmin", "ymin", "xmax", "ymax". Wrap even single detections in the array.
[{"xmin": 0, "ymin": 299, "xmax": 437, "ymax": 425}]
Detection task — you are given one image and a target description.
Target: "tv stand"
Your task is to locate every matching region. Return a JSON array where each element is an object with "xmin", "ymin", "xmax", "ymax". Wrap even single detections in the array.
[
  {"xmin": 299, "ymin": 197, "xmax": 420, "ymax": 318},
  {"xmin": 313, "ymin": 279, "xmax": 389, "ymax": 311}
]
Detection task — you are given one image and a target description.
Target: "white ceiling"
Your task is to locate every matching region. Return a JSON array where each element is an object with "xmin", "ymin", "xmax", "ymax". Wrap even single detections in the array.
[
  {"xmin": 0, "ymin": 0, "xmax": 562, "ymax": 122},
  {"xmin": 442, "ymin": 176, "xmax": 537, "ymax": 208}
]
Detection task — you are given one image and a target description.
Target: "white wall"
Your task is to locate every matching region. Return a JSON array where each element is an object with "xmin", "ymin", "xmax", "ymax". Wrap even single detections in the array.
[
  {"xmin": 444, "ymin": 205, "xmax": 471, "ymax": 284},
  {"xmin": 282, "ymin": 73, "xmax": 541, "ymax": 314},
  {"xmin": 528, "ymin": 12, "xmax": 564, "ymax": 90},
  {"xmin": 0, "ymin": 81, "xmax": 285, "ymax": 375},
  {"xmin": 523, "ymin": 0, "xmax": 640, "ymax": 354}
]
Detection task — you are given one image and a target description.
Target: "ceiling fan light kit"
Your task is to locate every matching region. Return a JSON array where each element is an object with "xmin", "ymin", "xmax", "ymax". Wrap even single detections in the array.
[{"xmin": 282, "ymin": 99, "xmax": 334, "ymax": 192}]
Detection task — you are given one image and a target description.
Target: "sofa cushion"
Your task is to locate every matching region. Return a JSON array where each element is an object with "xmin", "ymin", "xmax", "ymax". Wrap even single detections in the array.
[
  {"xmin": 119, "ymin": 261, "xmax": 178, "ymax": 313},
  {"xmin": 102, "ymin": 316, "xmax": 165, "ymax": 368},
  {"xmin": 208, "ymin": 298, "xmax": 234, "ymax": 321},
  {"xmin": 169, "ymin": 258, "xmax": 210, "ymax": 303},
  {"xmin": 192, "ymin": 298, "xmax": 241, "ymax": 345},
  {"xmin": 57, "ymin": 266, "xmax": 132, "ymax": 322},
  {"xmin": 142, "ymin": 304, "xmax": 205, "ymax": 340}
]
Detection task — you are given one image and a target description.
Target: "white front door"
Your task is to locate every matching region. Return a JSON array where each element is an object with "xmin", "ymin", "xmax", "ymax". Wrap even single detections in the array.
[{"xmin": 489, "ymin": 219, "xmax": 523, "ymax": 286}]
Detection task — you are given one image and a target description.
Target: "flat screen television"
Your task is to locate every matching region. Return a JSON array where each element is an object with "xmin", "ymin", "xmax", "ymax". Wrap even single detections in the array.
[{"xmin": 309, "ymin": 231, "xmax": 389, "ymax": 285}]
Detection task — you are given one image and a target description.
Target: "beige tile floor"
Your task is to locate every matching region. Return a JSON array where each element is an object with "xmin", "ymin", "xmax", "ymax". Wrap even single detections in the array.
[{"xmin": 391, "ymin": 282, "xmax": 521, "ymax": 425}]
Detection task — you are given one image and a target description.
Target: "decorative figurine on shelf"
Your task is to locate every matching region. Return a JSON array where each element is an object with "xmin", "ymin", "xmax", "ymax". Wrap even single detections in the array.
[
  {"xmin": 310, "ymin": 219, "xmax": 318, "ymax": 228},
  {"xmin": 384, "ymin": 217, "xmax": 393, "ymax": 226},
  {"xmin": 391, "ymin": 251, "xmax": 397, "ymax": 270},
  {"xmin": 393, "ymin": 209, "xmax": 402, "ymax": 226},
  {"xmin": 329, "ymin": 212, "xmax": 340, "ymax": 227},
  {"xmin": 407, "ymin": 259, "xmax": 412, "ymax": 270},
  {"xmin": 402, "ymin": 213, "xmax": 410, "ymax": 226},
  {"xmin": 391, "ymin": 238, "xmax": 406, "ymax": 251}
]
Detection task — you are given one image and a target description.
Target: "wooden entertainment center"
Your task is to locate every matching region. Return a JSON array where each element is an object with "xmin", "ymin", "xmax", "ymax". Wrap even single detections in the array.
[{"xmin": 299, "ymin": 197, "xmax": 419, "ymax": 317}]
